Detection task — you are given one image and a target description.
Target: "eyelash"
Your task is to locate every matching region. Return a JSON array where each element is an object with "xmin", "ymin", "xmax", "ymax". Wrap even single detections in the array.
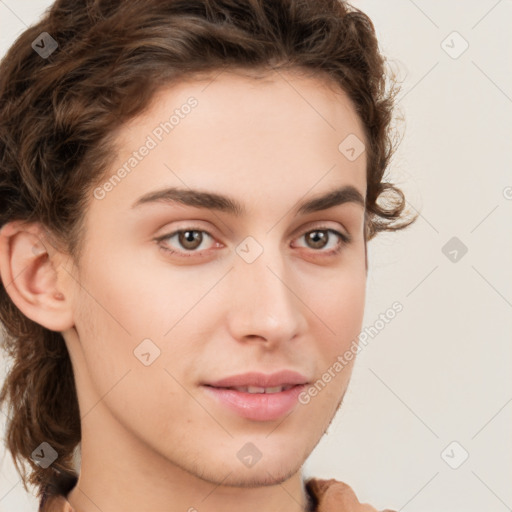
[{"xmin": 154, "ymin": 226, "xmax": 351, "ymax": 259}]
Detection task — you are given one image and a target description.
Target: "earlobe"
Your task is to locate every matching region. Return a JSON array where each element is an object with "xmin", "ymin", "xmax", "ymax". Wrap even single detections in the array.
[{"xmin": 0, "ymin": 221, "xmax": 74, "ymax": 332}]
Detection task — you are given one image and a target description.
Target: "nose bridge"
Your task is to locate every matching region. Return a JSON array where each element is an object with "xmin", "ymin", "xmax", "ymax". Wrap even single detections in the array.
[{"xmin": 226, "ymin": 240, "xmax": 304, "ymax": 343}]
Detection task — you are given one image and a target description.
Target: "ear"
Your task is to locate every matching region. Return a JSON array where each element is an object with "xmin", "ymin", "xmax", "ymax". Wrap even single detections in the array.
[{"xmin": 0, "ymin": 220, "xmax": 75, "ymax": 332}]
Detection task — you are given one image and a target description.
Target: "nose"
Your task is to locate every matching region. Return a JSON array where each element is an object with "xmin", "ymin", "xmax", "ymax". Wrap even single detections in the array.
[{"xmin": 225, "ymin": 245, "xmax": 306, "ymax": 349}]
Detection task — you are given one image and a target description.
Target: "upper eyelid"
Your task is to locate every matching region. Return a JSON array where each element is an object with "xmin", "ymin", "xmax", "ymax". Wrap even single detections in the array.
[
  {"xmin": 290, "ymin": 220, "xmax": 350, "ymax": 240},
  {"xmin": 157, "ymin": 222, "xmax": 349, "ymax": 240},
  {"xmin": 157, "ymin": 218, "xmax": 350, "ymax": 238}
]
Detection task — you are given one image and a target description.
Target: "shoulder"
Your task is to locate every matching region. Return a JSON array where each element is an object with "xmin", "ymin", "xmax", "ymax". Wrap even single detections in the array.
[{"xmin": 304, "ymin": 477, "xmax": 396, "ymax": 512}]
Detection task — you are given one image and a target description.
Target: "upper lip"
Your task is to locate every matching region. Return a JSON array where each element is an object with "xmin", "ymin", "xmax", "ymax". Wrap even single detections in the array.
[{"xmin": 204, "ymin": 370, "xmax": 309, "ymax": 388}]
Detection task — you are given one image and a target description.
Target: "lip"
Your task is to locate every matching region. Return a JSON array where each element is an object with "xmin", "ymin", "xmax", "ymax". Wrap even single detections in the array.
[
  {"xmin": 202, "ymin": 384, "xmax": 307, "ymax": 421},
  {"xmin": 204, "ymin": 370, "xmax": 309, "ymax": 388},
  {"xmin": 201, "ymin": 370, "xmax": 309, "ymax": 421}
]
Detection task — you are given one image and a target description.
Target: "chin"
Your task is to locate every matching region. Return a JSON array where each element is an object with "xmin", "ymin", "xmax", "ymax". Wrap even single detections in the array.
[
  {"xmin": 187, "ymin": 450, "xmax": 304, "ymax": 489},
  {"xmin": 220, "ymin": 464, "xmax": 301, "ymax": 488}
]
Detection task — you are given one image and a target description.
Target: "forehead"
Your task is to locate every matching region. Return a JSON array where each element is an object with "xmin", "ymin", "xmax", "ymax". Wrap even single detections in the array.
[
  {"xmin": 89, "ymin": 68, "xmax": 367, "ymax": 225},
  {"xmin": 139, "ymin": 67, "xmax": 366, "ymax": 147}
]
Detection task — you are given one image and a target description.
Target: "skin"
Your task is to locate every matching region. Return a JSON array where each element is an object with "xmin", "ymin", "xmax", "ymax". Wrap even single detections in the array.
[{"xmin": 0, "ymin": 68, "xmax": 369, "ymax": 512}]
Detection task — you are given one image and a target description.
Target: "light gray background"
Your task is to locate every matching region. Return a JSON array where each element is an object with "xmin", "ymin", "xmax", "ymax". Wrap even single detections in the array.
[{"xmin": 1, "ymin": 1, "xmax": 511, "ymax": 511}]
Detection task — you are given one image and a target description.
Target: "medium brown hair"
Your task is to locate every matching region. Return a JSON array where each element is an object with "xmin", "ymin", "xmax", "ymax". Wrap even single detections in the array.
[{"xmin": 0, "ymin": 0, "xmax": 417, "ymax": 501}]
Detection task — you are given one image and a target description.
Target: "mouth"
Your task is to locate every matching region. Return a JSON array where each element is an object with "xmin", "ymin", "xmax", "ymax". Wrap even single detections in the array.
[
  {"xmin": 204, "ymin": 384, "xmax": 296, "ymax": 394},
  {"xmin": 203, "ymin": 369, "xmax": 310, "ymax": 389},
  {"xmin": 201, "ymin": 383, "xmax": 308, "ymax": 421}
]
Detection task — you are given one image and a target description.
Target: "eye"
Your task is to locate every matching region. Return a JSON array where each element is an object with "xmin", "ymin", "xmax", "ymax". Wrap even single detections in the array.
[
  {"xmin": 155, "ymin": 227, "xmax": 219, "ymax": 257},
  {"xmin": 294, "ymin": 227, "xmax": 350, "ymax": 256},
  {"xmin": 154, "ymin": 225, "xmax": 351, "ymax": 259}
]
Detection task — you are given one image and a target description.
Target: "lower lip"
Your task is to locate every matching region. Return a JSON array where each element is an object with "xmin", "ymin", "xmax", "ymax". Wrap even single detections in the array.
[{"xmin": 202, "ymin": 384, "xmax": 306, "ymax": 421}]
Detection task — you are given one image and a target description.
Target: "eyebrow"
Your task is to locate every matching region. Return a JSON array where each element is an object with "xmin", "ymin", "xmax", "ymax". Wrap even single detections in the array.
[{"xmin": 131, "ymin": 184, "xmax": 365, "ymax": 216}]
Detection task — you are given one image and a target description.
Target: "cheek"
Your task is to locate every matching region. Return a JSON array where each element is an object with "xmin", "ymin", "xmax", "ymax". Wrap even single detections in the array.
[
  {"xmin": 73, "ymin": 281, "xmax": 195, "ymax": 436},
  {"xmin": 297, "ymin": 273, "xmax": 365, "ymax": 417},
  {"xmin": 301, "ymin": 265, "xmax": 366, "ymax": 404},
  {"xmin": 78, "ymin": 245, "xmax": 196, "ymax": 341},
  {"xmin": 308, "ymin": 262, "xmax": 366, "ymax": 337},
  {"xmin": 72, "ymin": 250, "xmax": 209, "ymax": 397}
]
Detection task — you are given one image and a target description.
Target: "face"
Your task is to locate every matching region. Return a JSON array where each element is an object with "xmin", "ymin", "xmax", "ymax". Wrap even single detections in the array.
[{"xmin": 65, "ymin": 69, "xmax": 368, "ymax": 487}]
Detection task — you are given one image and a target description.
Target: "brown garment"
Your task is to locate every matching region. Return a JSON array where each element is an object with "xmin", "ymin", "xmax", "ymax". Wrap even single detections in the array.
[
  {"xmin": 39, "ymin": 477, "xmax": 396, "ymax": 511},
  {"xmin": 304, "ymin": 478, "xmax": 396, "ymax": 511}
]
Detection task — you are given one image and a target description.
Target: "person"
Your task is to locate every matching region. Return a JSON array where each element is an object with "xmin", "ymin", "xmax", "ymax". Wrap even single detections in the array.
[{"xmin": 0, "ymin": 0, "xmax": 417, "ymax": 510}]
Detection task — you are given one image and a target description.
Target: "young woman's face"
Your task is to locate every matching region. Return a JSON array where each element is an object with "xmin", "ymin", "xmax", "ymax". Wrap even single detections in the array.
[{"xmin": 66, "ymin": 69, "xmax": 368, "ymax": 486}]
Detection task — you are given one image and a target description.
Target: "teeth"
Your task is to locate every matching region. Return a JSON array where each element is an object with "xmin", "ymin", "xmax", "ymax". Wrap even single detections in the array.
[
  {"xmin": 264, "ymin": 386, "xmax": 284, "ymax": 393},
  {"xmin": 230, "ymin": 385, "xmax": 293, "ymax": 394}
]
